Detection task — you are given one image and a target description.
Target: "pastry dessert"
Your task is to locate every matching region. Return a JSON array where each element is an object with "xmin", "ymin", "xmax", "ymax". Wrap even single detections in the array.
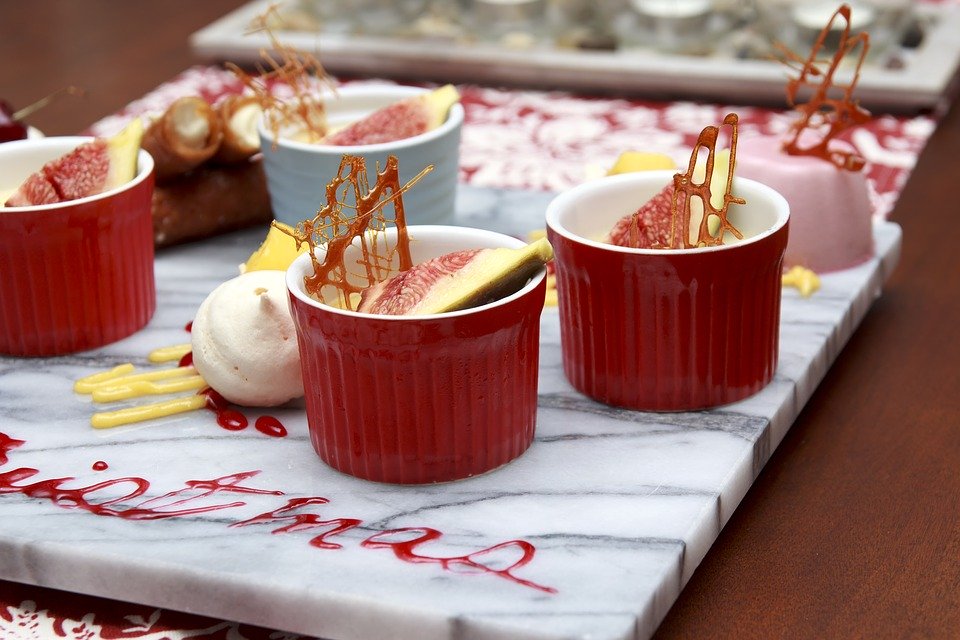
[
  {"xmin": 736, "ymin": 136, "xmax": 873, "ymax": 272},
  {"xmin": 142, "ymin": 95, "xmax": 273, "ymax": 247},
  {"xmin": 735, "ymin": 4, "xmax": 874, "ymax": 273}
]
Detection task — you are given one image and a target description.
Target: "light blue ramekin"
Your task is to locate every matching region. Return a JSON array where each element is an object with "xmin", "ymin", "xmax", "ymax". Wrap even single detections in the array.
[{"xmin": 258, "ymin": 84, "xmax": 463, "ymax": 228}]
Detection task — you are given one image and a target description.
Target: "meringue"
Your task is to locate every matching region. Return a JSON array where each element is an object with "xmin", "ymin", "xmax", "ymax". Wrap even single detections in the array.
[{"xmin": 192, "ymin": 270, "xmax": 303, "ymax": 407}]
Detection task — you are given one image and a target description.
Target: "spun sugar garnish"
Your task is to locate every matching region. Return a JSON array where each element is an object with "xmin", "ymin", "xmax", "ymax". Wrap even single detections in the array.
[
  {"xmin": 775, "ymin": 3, "xmax": 870, "ymax": 171},
  {"xmin": 646, "ymin": 113, "xmax": 744, "ymax": 250},
  {"xmin": 227, "ymin": 4, "xmax": 334, "ymax": 144},
  {"xmin": 281, "ymin": 154, "xmax": 432, "ymax": 310}
]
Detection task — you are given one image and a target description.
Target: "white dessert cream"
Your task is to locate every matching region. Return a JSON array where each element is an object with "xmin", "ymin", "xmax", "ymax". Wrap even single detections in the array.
[
  {"xmin": 170, "ymin": 99, "xmax": 211, "ymax": 149},
  {"xmin": 191, "ymin": 270, "xmax": 303, "ymax": 407},
  {"xmin": 228, "ymin": 101, "xmax": 262, "ymax": 151}
]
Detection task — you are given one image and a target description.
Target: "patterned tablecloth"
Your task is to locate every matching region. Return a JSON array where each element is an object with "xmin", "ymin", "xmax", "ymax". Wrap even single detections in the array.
[{"xmin": 0, "ymin": 66, "xmax": 939, "ymax": 640}]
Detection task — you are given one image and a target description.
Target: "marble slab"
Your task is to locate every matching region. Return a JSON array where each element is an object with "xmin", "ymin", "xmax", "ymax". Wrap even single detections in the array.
[{"xmin": 0, "ymin": 185, "xmax": 901, "ymax": 640}]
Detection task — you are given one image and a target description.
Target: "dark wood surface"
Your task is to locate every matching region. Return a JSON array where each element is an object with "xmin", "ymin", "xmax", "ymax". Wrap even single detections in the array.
[{"xmin": 2, "ymin": 1, "xmax": 958, "ymax": 638}]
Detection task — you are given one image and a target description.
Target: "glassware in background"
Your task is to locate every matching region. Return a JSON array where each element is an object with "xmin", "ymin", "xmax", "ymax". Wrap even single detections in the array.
[
  {"xmin": 276, "ymin": 0, "xmax": 920, "ymax": 66},
  {"xmin": 283, "ymin": 0, "xmax": 361, "ymax": 34},
  {"xmin": 752, "ymin": 0, "xmax": 913, "ymax": 64},
  {"xmin": 351, "ymin": 0, "xmax": 432, "ymax": 36},
  {"xmin": 468, "ymin": 0, "xmax": 549, "ymax": 48},
  {"xmin": 614, "ymin": 0, "xmax": 736, "ymax": 55},
  {"xmin": 547, "ymin": 0, "xmax": 622, "ymax": 50}
]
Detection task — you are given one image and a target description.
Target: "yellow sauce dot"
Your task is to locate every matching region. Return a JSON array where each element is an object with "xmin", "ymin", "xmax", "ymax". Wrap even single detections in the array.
[{"xmin": 782, "ymin": 265, "xmax": 821, "ymax": 297}]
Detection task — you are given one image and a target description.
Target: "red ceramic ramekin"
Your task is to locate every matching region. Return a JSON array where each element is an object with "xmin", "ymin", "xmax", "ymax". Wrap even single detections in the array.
[
  {"xmin": 546, "ymin": 171, "xmax": 790, "ymax": 411},
  {"xmin": 0, "ymin": 137, "xmax": 156, "ymax": 356},
  {"xmin": 286, "ymin": 225, "xmax": 547, "ymax": 484}
]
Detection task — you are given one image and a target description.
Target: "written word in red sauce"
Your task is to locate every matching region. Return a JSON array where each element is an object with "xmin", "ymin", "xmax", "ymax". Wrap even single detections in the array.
[{"xmin": 0, "ymin": 431, "xmax": 555, "ymax": 593}]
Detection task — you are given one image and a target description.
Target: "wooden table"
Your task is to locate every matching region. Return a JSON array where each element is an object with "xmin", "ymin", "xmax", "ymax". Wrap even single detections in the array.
[{"xmin": 2, "ymin": 1, "xmax": 958, "ymax": 637}]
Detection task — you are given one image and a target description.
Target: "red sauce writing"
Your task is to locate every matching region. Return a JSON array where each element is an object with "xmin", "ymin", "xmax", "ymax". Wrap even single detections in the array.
[
  {"xmin": 233, "ymin": 498, "xmax": 557, "ymax": 594},
  {"xmin": 1, "ymin": 432, "xmax": 555, "ymax": 594},
  {"xmin": 0, "ymin": 432, "xmax": 280, "ymax": 520}
]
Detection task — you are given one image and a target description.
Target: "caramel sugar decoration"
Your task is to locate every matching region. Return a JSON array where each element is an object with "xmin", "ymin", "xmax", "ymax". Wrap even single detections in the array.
[
  {"xmin": 226, "ymin": 3, "xmax": 334, "ymax": 145},
  {"xmin": 664, "ymin": 113, "xmax": 745, "ymax": 249},
  {"xmin": 777, "ymin": 4, "xmax": 870, "ymax": 171},
  {"xmin": 281, "ymin": 155, "xmax": 433, "ymax": 310}
]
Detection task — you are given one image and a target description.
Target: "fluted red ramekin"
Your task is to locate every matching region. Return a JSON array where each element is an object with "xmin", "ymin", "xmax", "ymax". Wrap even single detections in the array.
[
  {"xmin": 0, "ymin": 137, "xmax": 156, "ymax": 357},
  {"xmin": 286, "ymin": 226, "xmax": 547, "ymax": 484},
  {"xmin": 546, "ymin": 171, "xmax": 789, "ymax": 412}
]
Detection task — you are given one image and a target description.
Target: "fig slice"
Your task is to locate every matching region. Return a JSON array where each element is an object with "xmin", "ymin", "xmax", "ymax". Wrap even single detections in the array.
[
  {"xmin": 4, "ymin": 118, "xmax": 143, "ymax": 207},
  {"xmin": 358, "ymin": 237, "xmax": 553, "ymax": 316},
  {"xmin": 605, "ymin": 149, "xmax": 732, "ymax": 249},
  {"xmin": 323, "ymin": 85, "xmax": 460, "ymax": 146}
]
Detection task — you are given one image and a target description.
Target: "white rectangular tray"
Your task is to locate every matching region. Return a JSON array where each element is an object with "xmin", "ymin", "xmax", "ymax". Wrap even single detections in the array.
[
  {"xmin": 190, "ymin": 0, "xmax": 960, "ymax": 112},
  {"xmin": 0, "ymin": 185, "xmax": 901, "ymax": 640}
]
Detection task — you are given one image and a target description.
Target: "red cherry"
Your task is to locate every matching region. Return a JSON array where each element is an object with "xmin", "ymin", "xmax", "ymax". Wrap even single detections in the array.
[{"xmin": 0, "ymin": 100, "xmax": 29, "ymax": 143}]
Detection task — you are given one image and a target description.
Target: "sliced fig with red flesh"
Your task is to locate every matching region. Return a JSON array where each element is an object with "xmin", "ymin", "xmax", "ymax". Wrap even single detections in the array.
[
  {"xmin": 4, "ymin": 173, "xmax": 59, "ymax": 206},
  {"xmin": 606, "ymin": 149, "xmax": 735, "ymax": 249},
  {"xmin": 606, "ymin": 182, "xmax": 675, "ymax": 249},
  {"xmin": 358, "ymin": 237, "xmax": 553, "ymax": 316},
  {"xmin": 4, "ymin": 118, "xmax": 143, "ymax": 207},
  {"xmin": 324, "ymin": 84, "xmax": 459, "ymax": 146}
]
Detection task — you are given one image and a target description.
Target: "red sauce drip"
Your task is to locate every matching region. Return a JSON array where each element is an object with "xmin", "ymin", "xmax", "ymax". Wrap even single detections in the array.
[
  {"xmin": 200, "ymin": 388, "xmax": 248, "ymax": 431},
  {"xmin": 178, "ymin": 351, "xmax": 193, "ymax": 367},
  {"xmin": 199, "ymin": 389, "xmax": 287, "ymax": 437},
  {"xmin": 92, "ymin": 461, "xmax": 108, "ymax": 471},
  {"xmin": 184, "ymin": 320, "xmax": 193, "ymax": 333},
  {"xmin": 255, "ymin": 416, "xmax": 287, "ymax": 438},
  {"xmin": 0, "ymin": 432, "xmax": 280, "ymax": 520}
]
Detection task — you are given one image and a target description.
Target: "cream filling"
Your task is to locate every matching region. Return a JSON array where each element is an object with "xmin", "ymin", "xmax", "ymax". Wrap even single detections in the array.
[
  {"xmin": 171, "ymin": 102, "xmax": 210, "ymax": 149},
  {"xmin": 228, "ymin": 103, "xmax": 262, "ymax": 150}
]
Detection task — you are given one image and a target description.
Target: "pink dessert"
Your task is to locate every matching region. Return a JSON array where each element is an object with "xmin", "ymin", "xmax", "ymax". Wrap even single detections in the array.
[
  {"xmin": 735, "ymin": 136, "xmax": 874, "ymax": 272},
  {"xmin": 735, "ymin": 4, "xmax": 876, "ymax": 273}
]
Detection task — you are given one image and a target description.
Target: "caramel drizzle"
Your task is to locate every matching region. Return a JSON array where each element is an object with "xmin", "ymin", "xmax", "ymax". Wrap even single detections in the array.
[
  {"xmin": 777, "ymin": 4, "xmax": 870, "ymax": 171},
  {"xmin": 226, "ymin": 4, "xmax": 334, "ymax": 144},
  {"xmin": 661, "ymin": 113, "xmax": 744, "ymax": 249},
  {"xmin": 282, "ymin": 155, "xmax": 432, "ymax": 310}
]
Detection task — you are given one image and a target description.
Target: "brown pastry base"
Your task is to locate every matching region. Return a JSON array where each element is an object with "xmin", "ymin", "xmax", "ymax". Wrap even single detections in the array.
[{"xmin": 152, "ymin": 157, "xmax": 273, "ymax": 247}]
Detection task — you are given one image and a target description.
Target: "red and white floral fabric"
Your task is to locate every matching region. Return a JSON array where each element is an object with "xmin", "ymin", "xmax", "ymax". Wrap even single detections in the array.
[
  {"xmin": 88, "ymin": 66, "xmax": 936, "ymax": 220},
  {"xmin": 3, "ymin": 65, "xmax": 940, "ymax": 640}
]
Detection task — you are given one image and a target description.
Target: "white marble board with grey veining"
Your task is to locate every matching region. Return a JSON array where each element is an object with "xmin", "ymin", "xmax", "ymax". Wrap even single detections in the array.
[{"xmin": 0, "ymin": 185, "xmax": 901, "ymax": 640}]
